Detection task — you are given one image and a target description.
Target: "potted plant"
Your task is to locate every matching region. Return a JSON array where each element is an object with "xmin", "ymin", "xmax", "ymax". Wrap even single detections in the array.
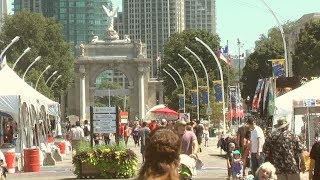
[{"xmin": 72, "ymin": 141, "xmax": 138, "ymax": 179}]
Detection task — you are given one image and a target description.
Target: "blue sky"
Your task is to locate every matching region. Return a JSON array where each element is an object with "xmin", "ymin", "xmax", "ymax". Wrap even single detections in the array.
[{"xmin": 9, "ymin": 0, "xmax": 319, "ymax": 54}]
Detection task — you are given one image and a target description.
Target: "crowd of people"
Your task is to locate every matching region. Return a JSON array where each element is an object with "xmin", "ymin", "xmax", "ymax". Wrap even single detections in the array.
[{"xmin": 218, "ymin": 116, "xmax": 320, "ymax": 180}]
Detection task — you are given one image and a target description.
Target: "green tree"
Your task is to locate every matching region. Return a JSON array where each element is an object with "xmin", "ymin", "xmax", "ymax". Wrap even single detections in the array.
[
  {"xmin": 95, "ymin": 80, "xmax": 129, "ymax": 110},
  {"xmin": 292, "ymin": 20, "xmax": 320, "ymax": 77},
  {"xmin": 163, "ymin": 30, "xmax": 233, "ymax": 124},
  {"xmin": 0, "ymin": 11, "xmax": 74, "ymax": 98},
  {"xmin": 241, "ymin": 22, "xmax": 294, "ymax": 99}
]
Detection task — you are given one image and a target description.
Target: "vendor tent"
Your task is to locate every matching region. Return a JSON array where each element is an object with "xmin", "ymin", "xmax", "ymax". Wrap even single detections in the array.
[{"xmin": 275, "ymin": 78, "xmax": 320, "ymax": 116}]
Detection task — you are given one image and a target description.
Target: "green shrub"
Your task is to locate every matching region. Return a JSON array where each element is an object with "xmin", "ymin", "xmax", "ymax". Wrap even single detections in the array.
[{"xmin": 72, "ymin": 141, "xmax": 138, "ymax": 179}]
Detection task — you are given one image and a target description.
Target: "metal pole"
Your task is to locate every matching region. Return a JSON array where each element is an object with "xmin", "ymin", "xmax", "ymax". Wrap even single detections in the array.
[
  {"xmin": 108, "ymin": 88, "xmax": 111, "ymax": 107},
  {"xmin": 50, "ymin": 75, "xmax": 62, "ymax": 89},
  {"xmin": 168, "ymin": 64, "xmax": 186, "ymax": 113},
  {"xmin": 0, "ymin": 36, "xmax": 20, "ymax": 58},
  {"xmin": 178, "ymin": 54, "xmax": 200, "ymax": 120},
  {"xmin": 22, "ymin": 56, "xmax": 41, "ymax": 81},
  {"xmin": 185, "ymin": 46, "xmax": 212, "ymax": 117},
  {"xmin": 259, "ymin": 0, "xmax": 288, "ymax": 77},
  {"xmin": 195, "ymin": 37, "xmax": 227, "ymax": 134},
  {"xmin": 237, "ymin": 38, "xmax": 241, "ymax": 83},
  {"xmin": 35, "ymin": 65, "xmax": 51, "ymax": 90},
  {"xmin": 45, "ymin": 70, "xmax": 58, "ymax": 85},
  {"xmin": 163, "ymin": 69, "xmax": 179, "ymax": 88},
  {"xmin": 12, "ymin": 47, "xmax": 31, "ymax": 70}
]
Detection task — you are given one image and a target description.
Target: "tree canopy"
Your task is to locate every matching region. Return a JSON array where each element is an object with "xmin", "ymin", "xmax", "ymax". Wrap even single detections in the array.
[
  {"xmin": 292, "ymin": 20, "xmax": 320, "ymax": 77},
  {"xmin": 241, "ymin": 22, "xmax": 294, "ymax": 99},
  {"xmin": 162, "ymin": 30, "xmax": 234, "ymax": 123},
  {"xmin": 0, "ymin": 11, "xmax": 74, "ymax": 98}
]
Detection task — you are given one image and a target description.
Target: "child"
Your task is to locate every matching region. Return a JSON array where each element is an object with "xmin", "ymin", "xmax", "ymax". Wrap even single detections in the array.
[
  {"xmin": 203, "ymin": 127, "xmax": 210, "ymax": 147},
  {"xmin": 227, "ymin": 142, "xmax": 236, "ymax": 180},
  {"xmin": 232, "ymin": 150, "xmax": 243, "ymax": 180}
]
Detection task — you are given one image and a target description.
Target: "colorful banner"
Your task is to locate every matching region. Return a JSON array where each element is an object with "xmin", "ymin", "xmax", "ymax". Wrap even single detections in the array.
[
  {"xmin": 271, "ymin": 59, "xmax": 286, "ymax": 77},
  {"xmin": 252, "ymin": 79, "xmax": 263, "ymax": 111},
  {"xmin": 200, "ymin": 86, "xmax": 208, "ymax": 104},
  {"xmin": 262, "ymin": 78, "xmax": 270, "ymax": 112},
  {"xmin": 178, "ymin": 94, "xmax": 184, "ymax": 110},
  {"xmin": 190, "ymin": 90, "xmax": 198, "ymax": 106},
  {"xmin": 213, "ymin": 80, "xmax": 222, "ymax": 102}
]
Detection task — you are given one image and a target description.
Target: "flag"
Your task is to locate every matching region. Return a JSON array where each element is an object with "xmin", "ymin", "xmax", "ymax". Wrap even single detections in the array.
[
  {"xmin": 218, "ymin": 49, "xmax": 228, "ymax": 64},
  {"xmin": 178, "ymin": 94, "xmax": 185, "ymax": 110},
  {"xmin": 268, "ymin": 78, "xmax": 276, "ymax": 116},
  {"xmin": 262, "ymin": 78, "xmax": 270, "ymax": 112},
  {"xmin": 213, "ymin": 80, "xmax": 222, "ymax": 102},
  {"xmin": 190, "ymin": 90, "xmax": 198, "ymax": 106},
  {"xmin": 200, "ymin": 86, "xmax": 208, "ymax": 104},
  {"xmin": 252, "ymin": 79, "xmax": 263, "ymax": 111},
  {"xmin": 223, "ymin": 45, "xmax": 228, "ymax": 54},
  {"xmin": 271, "ymin": 59, "xmax": 285, "ymax": 77}
]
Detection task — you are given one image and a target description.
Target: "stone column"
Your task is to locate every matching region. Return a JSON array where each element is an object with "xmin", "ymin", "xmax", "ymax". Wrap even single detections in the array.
[
  {"xmin": 79, "ymin": 65, "xmax": 86, "ymax": 122},
  {"xmin": 159, "ymin": 88, "xmax": 164, "ymax": 104},
  {"xmin": 138, "ymin": 66, "xmax": 145, "ymax": 119}
]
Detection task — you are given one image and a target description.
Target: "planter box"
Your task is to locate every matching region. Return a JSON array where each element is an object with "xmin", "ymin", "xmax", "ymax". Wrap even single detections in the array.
[{"xmin": 79, "ymin": 162, "xmax": 102, "ymax": 179}]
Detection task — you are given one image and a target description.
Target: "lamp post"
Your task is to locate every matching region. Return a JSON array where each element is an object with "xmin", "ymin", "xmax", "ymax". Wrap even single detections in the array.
[
  {"xmin": 50, "ymin": 75, "xmax": 62, "ymax": 89},
  {"xmin": 168, "ymin": 64, "xmax": 185, "ymax": 113},
  {"xmin": 12, "ymin": 47, "xmax": 31, "ymax": 70},
  {"xmin": 237, "ymin": 38, "xmax": 243, "ymax": 84},
  {"xmin": 163, "ymin": 69, "xmax": 179, "ymax": 88},
  {"xmin": 195, "ymin": 37, "xmax": 227, "ymax": 134},
  {"xmin": 259, "ymin": 0, "xmax": 288, "ymax": 77},
  {"xmin": 178, "ymin": 54, "xmax": 200, "ymax": 121},
  {"xmin": 22, "ymin": 56, "xmax": 41, "ymax": 81},
  {"xmin": 45, "ymin": 70, "xmax": 58, "ymax": 84},
  {"xmin": 35, "ymin": 65, "xmax": 51, "ymax": 90},
  {"xmin": 0, "ymin": 36, "xmax": 20, "ymax": 58},
  {"xmin": 185, "ymin": 46, "xmax": 212, "ymax": 117}
]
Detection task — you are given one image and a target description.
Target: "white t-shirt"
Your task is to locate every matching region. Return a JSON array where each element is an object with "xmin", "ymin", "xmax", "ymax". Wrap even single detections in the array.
[
  {"xmin": 71, "ymin": 126, "xmax": 84, "ymax": 140},
  {"xmin": 250, "ymin": 126, "xmax": 265, "ymax": 153},
  {"xmin": 0, "ymin": 151, "xmax": 5, "ymax": 161}
]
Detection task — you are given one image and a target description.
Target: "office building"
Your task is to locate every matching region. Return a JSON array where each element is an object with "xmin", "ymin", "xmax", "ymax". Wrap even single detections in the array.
[
  {"xmin": 0, "ymin": 0, "xmax": 8, "ymax": 31},
  {"xmin": 13, "ymin": 0, "xmax": 42, "ymax": 13},
  {"xmin": 185, "ymin": 0, "xmax": 216, "ymax": 34},
  {"xmin": 121, "ymin": 0, "xmax": 185, "ymax": 77}
]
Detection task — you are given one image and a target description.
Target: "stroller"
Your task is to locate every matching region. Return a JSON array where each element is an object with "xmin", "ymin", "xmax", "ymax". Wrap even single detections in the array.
[{"xmin": 179, "ymin": 154, "xmax": 197, "ymax": 180}]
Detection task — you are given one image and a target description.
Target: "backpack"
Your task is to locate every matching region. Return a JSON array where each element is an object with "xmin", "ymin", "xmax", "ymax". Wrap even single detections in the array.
[{"xmin": 84, "ymin": 125, "xmax": 90, "ymax": 136}]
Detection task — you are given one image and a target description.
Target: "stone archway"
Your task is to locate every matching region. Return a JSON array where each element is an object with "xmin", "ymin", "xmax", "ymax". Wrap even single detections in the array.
[{"xmin": 70, "ymin": 40, "xmax": 151, "ymax": 122}]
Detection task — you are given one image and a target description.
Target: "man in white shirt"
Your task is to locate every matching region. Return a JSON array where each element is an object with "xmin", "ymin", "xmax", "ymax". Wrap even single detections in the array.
[
  {"xmin": 246, "ymin": 117, "xmax": 265, "ymax": 175},
  {"xmin": 71, "ymin": 121, "xmax": 84, "ymax": 152}
]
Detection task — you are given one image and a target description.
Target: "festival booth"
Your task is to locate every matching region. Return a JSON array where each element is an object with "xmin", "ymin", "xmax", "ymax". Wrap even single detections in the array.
[
  {"xmin": 275, "ymin": 78, "xmax": 320, "ymax": 150},
  {"xmin": 0, "ymin": 61, "xmax": 61, "ymax": 170}
]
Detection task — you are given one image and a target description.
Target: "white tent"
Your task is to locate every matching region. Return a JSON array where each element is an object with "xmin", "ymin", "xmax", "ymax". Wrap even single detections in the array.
[
  {"xmin": 275, "ymin": 78, "xmax": 320, "ymax": 116},
  {"xmin": 0, "ymin": 63, "xmax": 59, "ymax": 119}
]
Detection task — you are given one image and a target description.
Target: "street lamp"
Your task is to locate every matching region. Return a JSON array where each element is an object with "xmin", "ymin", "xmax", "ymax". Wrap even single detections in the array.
[
  {"xmin": 0, "ymin": 36, "xmax": 20, "ymax": 58},
  {"xmin": 35, "ymin": 65, "xmax": 51, "ymax": 90},
  {"xmin": 178, "ymin": 54, "xmax": 200, "ymax": 121},
  {"xmin": 45, "ymin": 70, "xmax": 58, "ymax": 85},
  {"xmin": 22, "ymin": 56, "xmax": 41, "ymax": 81},
  {"xmin": 163, "ymin": 69, "xmax": 179, "ymax": 88},
  {"xmin": 12, "ymin": 47, "xmax": 31, "ymax": 70},
  {"xmin": 50, "ymin": 75, "xmax": 62, "ymax": 89},
  {"xmin": 259, "ymin": 0, "xmax": 288, "ymax": 77},
  {"xmin": 185, "ymin": 46, "xmax": 212, "ymax": 117},
  {"xmin": 168, "ymin": 64, "xmax": 186, "ymax": 113},
  {"xmin": 237, "ymin": 38, "xmax": 244, "ymax": 83},
  {"xmin": 195, "ymin": 37, "xmax": 227, "ymax": 134}
]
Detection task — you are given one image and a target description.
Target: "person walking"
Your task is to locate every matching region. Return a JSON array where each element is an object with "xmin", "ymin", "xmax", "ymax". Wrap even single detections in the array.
[
  {"xmin": 194, "ymin": 120, "xmax": 204, "ymax": 152},
  {"xmin": 203, "ymin": 127, "xmax": 210, "ymax": 147},
  {"xmin": 70, "ymin": 121, "xmax": 84, "ymax": 153},
  {"xmin": 263, "ymin": 117, "xmax": 306, "ymax": 180},
  {"xmin": 246, "ymin": 117, "xmax": 265, "ymax": 176},
  {"xmin": 309, "ymin": 135, "xmax": 320, "ymax": 180},
  {"xmin": 175, "ymin": 120, "xmax": 199, "ymax": 156},
  {"xmin": 83, "ymin": 120, "xmax": 90, "ymax": 142},
  {"xmin": 138, "ymin": 121, "xmax": 150, "ymax": 162}
]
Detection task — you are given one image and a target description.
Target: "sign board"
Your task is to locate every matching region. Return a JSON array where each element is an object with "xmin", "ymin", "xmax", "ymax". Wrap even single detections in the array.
[
  {"xmin": 92, "ymin": 107, "xmax": 117, "ymax": 134},
  {"xmin": 179, "ymin": 113, "xmax": 190, "ymax": 122}
]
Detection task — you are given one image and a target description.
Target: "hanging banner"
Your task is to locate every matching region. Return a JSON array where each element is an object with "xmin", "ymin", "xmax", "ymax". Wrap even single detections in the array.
[
  {"xmin": 252, "ymin": 79, "xmax": 263, "ymax": 111},
  {"xmin": 190, "ymin": 90, "xmax": 198, "ymax": 106},
  {"xmin": 262, "ymin": 78, "xmax": 270, "ymax": 113},
  {"xmin": 271, "ymin": 59, "xmax": 286, "ymax": 77},
  {"xmin": 178, "ymin": 94, "xmax": 184, "ymax": 110},
  {"xmin": 199, "ymin": 86, "xmax": 208, "ymax": 104},
  {"xmin": 213, "ymin": 80, "xmax": 222, "ymax": 102}
]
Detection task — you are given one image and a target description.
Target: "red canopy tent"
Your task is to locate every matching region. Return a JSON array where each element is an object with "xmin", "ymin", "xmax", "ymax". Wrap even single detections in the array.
[{"xmin": 151, "ymin": 107, "xmax": 179, "ymax": 115}]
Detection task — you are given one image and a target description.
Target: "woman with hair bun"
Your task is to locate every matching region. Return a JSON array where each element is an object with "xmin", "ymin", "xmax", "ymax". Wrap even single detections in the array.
[{"xmin": 137, "ymin": 127, "xmax": 181, "ymax": 180}]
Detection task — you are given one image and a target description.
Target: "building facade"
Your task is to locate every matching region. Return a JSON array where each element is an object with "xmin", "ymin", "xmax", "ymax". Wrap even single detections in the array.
[
  {"xmin": 121, "ymin": 0, "xmax": 185, "ymax": 77},
  {"xmin": 0, "ymin": 0, "xmax": 8, "ymax": 32},
  {"xmin": 13, "ymin": 0, "xmax": 42, "ymax": 13},
  {"xmin": 185, "ymin": 0, "xmax": 216, "ymax": 34}
]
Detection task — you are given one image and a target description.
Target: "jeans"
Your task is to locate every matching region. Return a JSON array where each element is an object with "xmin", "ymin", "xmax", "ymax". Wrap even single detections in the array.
[{"xmin": 251, "ymin": 152, "xmax": 265, "ymax": 175}]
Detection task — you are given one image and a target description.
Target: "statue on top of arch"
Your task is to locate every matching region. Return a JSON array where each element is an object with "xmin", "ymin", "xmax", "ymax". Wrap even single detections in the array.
[{"xmin": 102, "ymin": 4, "xmax": 119, "ymax": 41}]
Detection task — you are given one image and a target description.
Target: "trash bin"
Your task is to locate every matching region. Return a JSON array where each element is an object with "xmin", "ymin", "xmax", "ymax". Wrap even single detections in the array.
[
  {"xmin": 24, "ymin": 148, "xmax": 40, "ymax": 172},
  {"xmin": 1, "ymin": 143, "xmax": 16, "ymax": 173},
  {"xmin": 210, "ymin": 128, "xmax": 217, "ymax": 137}
]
